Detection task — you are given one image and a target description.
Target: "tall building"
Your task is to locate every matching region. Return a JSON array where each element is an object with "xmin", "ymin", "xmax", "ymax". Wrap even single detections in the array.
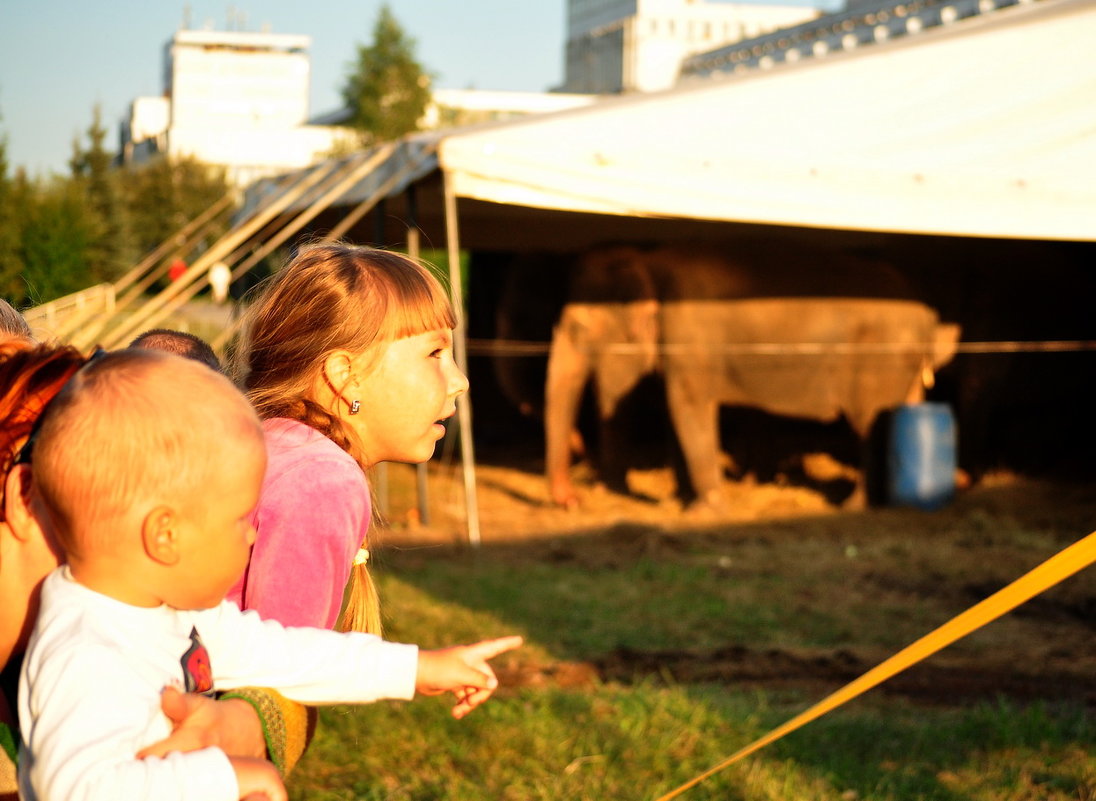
[
  {"xmin": 121, "ymin": 28, "xmax": 352, "ymax": 187},
  {"xmin": 561, "ymin": 0, "xmax": 821, "ymax": 93},
  {"xmin": 122, "ymin": 26, "xmax": 600, "ymax": 187}
]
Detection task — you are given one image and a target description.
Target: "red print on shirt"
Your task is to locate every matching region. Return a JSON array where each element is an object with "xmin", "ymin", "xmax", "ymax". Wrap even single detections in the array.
[{"xmin": 181, "ymin": 626, "xmax": 214, "ymax": 696}]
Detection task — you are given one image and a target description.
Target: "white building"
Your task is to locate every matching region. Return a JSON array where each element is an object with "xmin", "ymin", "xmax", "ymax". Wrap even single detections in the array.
[
  {"xmin": 561, "ymin": 0, "xmax": 821, "ymax": 93},
  {"xmin": 122, "ymin": 27, "xmax": 601, "ymax": 187},
  {"xmin": 122, "ymin": 28, "xmax": 354, "ymax": 187}
]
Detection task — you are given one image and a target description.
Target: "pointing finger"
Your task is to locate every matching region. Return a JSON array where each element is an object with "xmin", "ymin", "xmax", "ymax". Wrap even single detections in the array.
[{"xmin": 468, "ymin": 636, "xmax": 524, "ymax": 661}]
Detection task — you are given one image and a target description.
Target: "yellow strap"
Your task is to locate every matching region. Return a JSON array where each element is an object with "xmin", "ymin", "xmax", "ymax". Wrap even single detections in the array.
[{"xmin": 654, "ymin": 530, "xmax": 1096, "ymax": 801}]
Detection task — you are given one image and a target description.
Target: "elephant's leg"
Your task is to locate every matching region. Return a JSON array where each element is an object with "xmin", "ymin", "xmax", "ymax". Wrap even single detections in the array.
[
  {"xmin": 595, "ymin": 400, "xmax": 631, "ymax": 496},
  {"xmin": 665, "ymin": 377, "xmax": 723, "ymax": 508},
  {"xmin": 545, "ymin": 318, "xmax": 591, "ymax": 509}
]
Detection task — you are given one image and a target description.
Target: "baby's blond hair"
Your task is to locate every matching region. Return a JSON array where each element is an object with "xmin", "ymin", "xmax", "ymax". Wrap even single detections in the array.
[{"xmin": 32, "ymin": 349, "xmax": 263, "ymax": 560}]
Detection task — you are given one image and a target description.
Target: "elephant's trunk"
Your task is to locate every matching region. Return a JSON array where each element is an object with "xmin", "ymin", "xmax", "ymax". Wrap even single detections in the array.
[{"xmin": 545, "ymin": 308, "xmax": 592, "ymax": 509}]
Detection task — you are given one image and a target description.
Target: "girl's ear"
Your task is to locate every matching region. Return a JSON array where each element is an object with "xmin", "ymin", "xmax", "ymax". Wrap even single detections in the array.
[
  {"xmin": 142, "ymin": 506, "xmax": 181, "ymax": 566},
  {"xmin": 321, "ymin": 350, "xmax": 356, "ymax": 392}
]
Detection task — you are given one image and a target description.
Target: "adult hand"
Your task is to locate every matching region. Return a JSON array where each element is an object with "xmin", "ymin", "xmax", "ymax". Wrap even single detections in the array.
[
  {"xmin": 136, "ymin": 686, "xmax": 266, "ymax": 760},
  {"xmin": 232, "ymin": 756, "xmax": 286, "ymax": 801},
  {"xmin": 415, "ymin": 635, "xmax": 523, "ymax": 719}
]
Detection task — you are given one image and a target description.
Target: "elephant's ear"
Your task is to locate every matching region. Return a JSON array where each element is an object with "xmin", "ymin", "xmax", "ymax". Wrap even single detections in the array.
[
  {"xmin": 627, "ymin": 299, "xmax": 660, "ymax": 371},
  {"xmin": 563, "ymin": 303, "xmax": 601, "ymax": 336},
  {"xmin": 558, "ymin": 303, "xmax": 609, "ymax": 358}
]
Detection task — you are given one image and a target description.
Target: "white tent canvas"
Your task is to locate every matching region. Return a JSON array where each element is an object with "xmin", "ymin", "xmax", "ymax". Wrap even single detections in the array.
[{"xmin": 436, "ymin": 0, "xmax": 1095, "ymax": 241}]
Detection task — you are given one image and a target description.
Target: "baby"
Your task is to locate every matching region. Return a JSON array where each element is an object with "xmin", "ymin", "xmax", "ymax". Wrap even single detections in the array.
[{"xmin": 17, "ymin": 349, "xmax": 520, "ymax": 801}]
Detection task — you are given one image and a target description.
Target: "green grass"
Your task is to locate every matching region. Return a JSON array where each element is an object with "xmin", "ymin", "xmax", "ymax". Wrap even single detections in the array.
[
  {"xmin": 288, "ymin": 486, "xmax": 1096, "ymax": 800},
  {"xmin": 292, "ymin": 691, "xmax": 1094, "ymax": 801}
]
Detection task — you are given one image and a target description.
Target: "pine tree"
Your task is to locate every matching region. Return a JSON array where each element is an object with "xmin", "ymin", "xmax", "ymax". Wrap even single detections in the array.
[
  {"xmin": 70, "ymin": 105, "xmax": 132, "ymax": 284},
  {"xmin": 119, "ymin": 155, "xmax": 231, "ymax": 258},
  {"xmin": 19, "ymin": 178, "xmax": 98, "ymax": 305},
  {"xmin": 0, "ymin": 118, "xmax": 24, "ymax": 302},
  {"xmin": 341, "ymin": 4, "xmax": 433, "ymax": 146}
]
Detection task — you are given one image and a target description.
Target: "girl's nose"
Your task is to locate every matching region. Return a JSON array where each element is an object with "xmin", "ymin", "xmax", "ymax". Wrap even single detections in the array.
[{"xmin": 449, "ymin": 361, "xmax": 470, "ymax": 396}]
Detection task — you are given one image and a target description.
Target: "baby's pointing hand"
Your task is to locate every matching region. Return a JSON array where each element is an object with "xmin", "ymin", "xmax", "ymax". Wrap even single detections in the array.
[{"xmin": 415, "ymin": 636, "xmax": 524, "ymax": 718}]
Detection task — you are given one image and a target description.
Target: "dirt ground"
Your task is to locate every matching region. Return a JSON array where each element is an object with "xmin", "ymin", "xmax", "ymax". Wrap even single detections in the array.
[
  {"xmin": 375, "ymin": 454, "xmax": 850, "ymax": 544},
  {"xmin": 372, "ymin": 459, "xmax": 1096, "ymax": 710}
]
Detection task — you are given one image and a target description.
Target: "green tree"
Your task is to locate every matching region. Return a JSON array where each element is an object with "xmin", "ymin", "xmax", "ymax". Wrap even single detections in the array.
[
  {"xmin": 341, "ymin": 4, "xmax": 433, "ymax": 145},
  {"xmin": 0, "ymin": 114, "xmax": 24, "ymax": 301},
  {"xmin": 118, "ymin": 155, "xmax": 231, "ymax": 259},
  {"xmin": 18, "ymin": 178, "xmax": 98, "ymax": 305},
  {"xmin": 70, "ymin": 105, "xmax": 132, "ymax": 283}
]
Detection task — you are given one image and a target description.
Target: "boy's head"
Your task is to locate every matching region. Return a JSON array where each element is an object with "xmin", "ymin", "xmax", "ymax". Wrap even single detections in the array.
[
  {"xmin": 129, "ymin": 328, "xmax": 222, "ymax": 372},
  {"xmin": 31, "ymin": 348, "xmax": 266, "ymax": 609}
]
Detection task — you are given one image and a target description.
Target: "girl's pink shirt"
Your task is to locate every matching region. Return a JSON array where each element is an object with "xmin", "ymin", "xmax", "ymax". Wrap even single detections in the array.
[{"xmin": 225, "ymin": 417, "xmax": 371, "ymax": 629}]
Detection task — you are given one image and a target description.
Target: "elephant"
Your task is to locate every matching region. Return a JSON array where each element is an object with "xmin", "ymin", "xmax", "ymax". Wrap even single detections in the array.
[{"xmin": 544, "ymin": 243, "xmax": 961, "ymax": 509}]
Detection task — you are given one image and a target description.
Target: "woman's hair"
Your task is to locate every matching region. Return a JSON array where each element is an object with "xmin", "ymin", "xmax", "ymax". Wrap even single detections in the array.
[
  {"xmin": 233, "ymin": 243, "xmax": 456, "ymax": 635},
  {"xmin": 1, "ymin": 299, "xmax": 33, "ymax": 340},
  {"xmin": 0, "ymin": 340, "xmax": 86, "ymax": 523}
]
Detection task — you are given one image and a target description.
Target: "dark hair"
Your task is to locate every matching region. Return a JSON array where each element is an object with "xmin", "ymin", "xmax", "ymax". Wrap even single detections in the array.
[{"xmin": 129, "ymin": 329, "xmax": 222, "ymax": 372}]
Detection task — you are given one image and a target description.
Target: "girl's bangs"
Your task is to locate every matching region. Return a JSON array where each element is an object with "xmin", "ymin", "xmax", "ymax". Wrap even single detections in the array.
[{"xmin": 382, "ymin": 275, "xmax": 457, "ymax": 342}]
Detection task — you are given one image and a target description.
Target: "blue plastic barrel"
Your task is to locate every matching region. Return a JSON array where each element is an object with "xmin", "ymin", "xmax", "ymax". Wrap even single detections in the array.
[{"xmin": 887, "ymin": 402, "xmax": 957, "ymax": 510}]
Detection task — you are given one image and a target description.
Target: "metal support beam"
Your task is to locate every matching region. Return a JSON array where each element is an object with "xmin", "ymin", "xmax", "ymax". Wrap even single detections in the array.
[
  {"xmin": 84, "ymin": 158, "xmax": 345, "ymax": 351},
  {"xmin": 210, "ymin": 144, "xmax": 436, "ymax": 354},
  {"xmin": 443, "ymin": 170, "xmax": 481, "ymax": 546},
  {"xmin": 126, "ymin": 147, "xmax": 394, "ymax": 346},
  {"xmin": 404, "ymin": 182, "xmax": 431, "ymax": 528}
]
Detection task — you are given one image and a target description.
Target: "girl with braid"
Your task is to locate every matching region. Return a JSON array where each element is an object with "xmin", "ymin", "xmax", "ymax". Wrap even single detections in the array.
[{"xmin": 229, "ymin": 244, "xmax": 469, "ymax": 634}]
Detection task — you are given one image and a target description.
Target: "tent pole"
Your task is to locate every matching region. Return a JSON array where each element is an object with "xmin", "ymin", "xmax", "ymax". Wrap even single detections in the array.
[
  {"xmin": 442, "ymin": 170, "xmax": 481, "ymax": 547},
  {"xmin": 371, "ymin": 194, "xmax": 388, "ymax": 517},
  {"xmin": 405, "ymin": 182, "xmax": 431, "ymax": 528}
]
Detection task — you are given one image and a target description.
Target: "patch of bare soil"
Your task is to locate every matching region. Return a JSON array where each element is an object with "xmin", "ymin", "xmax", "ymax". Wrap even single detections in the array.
[
  {"xmin": 591, "ymin": 645, "xmax": 1096, "ymax": 708},
  {"xmin": 376, "ymin": 462, "xmax": 1096, "ymax": 708}
]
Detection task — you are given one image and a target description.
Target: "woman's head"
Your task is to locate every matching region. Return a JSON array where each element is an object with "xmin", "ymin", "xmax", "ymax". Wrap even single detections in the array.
[
  {"xmin": 0, "ymin": 340, "xmax": 85, "ymax": 667},
  {"xmin": 0, "ymin": 299, "xmax": 33, "ymax": 341},
  {"xmin": 0, "ymin": 341, "xmax": 86, "ymax": 521},
  {"xmin": 234, "ymin": 243, "xmax": 461, "ymax": 465}
]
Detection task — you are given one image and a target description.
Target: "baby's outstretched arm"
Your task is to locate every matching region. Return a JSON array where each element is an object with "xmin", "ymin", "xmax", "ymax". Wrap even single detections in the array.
[
  {"xmin": 231, "ymin": 757, "xmax": 285, "ymax": 801},
  {"xmin": 415, "ymin": 636, "xmax": 524, "ymax": 719}
]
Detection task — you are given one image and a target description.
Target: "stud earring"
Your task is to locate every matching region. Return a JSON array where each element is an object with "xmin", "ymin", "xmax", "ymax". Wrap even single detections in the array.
[{"xmin": 349, "ymin": 400, "xmax": 361, "ymax": 415}]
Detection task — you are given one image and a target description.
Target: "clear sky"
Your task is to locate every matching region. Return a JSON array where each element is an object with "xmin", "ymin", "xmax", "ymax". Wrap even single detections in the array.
[{"xmin": 0, "ymin": 0, "xmax": 834, "ymax": 177}]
